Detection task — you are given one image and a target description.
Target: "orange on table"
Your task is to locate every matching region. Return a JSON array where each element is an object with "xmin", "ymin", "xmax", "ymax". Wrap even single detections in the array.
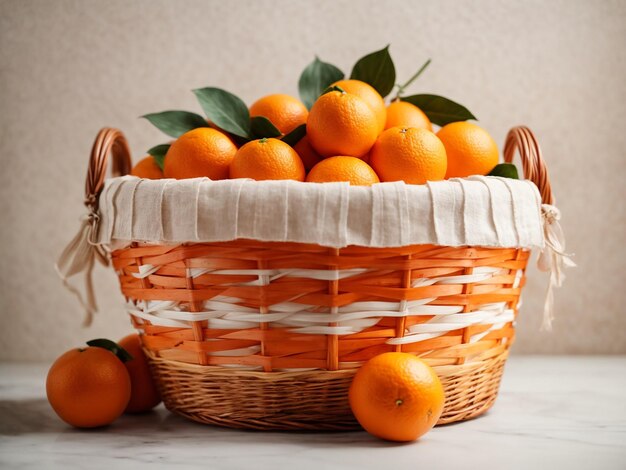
[
  {"xmin": 307, "ymin": 90, "xmax": 378, "ymax": 158},
  {"xmin": 349, "ymin": 352, "xmax": 444, "ymax": 442},
  {"xmin": 130, "ymin": 156, "xmax": 163, "ymax": 179},
  {"xmin": 385, "ymin": 101, "xmax": 432, "ymax": 131},
  {"xmin": 230, "ymin": 138, "xmax": 305, "ymax": 181},
  {"xmin": 370, "ymin": 127, "xmax": 447, "ymax": 184},
  {"xmin": 293, "ymin": 136, "xmax": 323, "ymax": 171},
  {"xmin": 333, "ymin": 79, "xmax": 386, "ymax": 133},
  {"xmin": 118, "ymin": 334, "xmax": 161, "ymax": 413},
  {"xmin": 437, "ymin": 121, "xmax": 499, "ymax": 178},
  {"xmin": 249, "ymin": 94, "xmax": 308, "ymax": 135},
  {"xmin": 163, "ymin": 127, "xmax": 237, "ymax": 180},
  {"xmin": 46, "ymin": 346, "xmax": 131, "ymax": 428},
  {"xmin": 306, "ymin": 156, "xmax": 380, "ymax": 186}
]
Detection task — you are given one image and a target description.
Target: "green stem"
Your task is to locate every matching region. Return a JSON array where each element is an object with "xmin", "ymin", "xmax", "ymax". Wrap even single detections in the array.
[
  {"xmin": 321, "ymin": 85, "xmax": 345, "ymax": 96},
  {"xmin": 395, "ymin": 58, "xmax": 432, "ymax": 100}
]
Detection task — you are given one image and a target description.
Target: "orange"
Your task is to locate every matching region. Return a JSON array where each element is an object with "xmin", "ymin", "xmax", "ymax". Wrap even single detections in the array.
[
  {"xmin": 163, "ymin": 127, "xmax": 237, "ymax": 180},
  {"xmin": 332, "ymin": 79, "xmax": 386, "ymax": 133},
  {"xmin": 293, "ymin": 136, "xmax": 323, "ymax": 171},
  {"xmin": 349, "ymin": 352, "xmax": 444, "ymax": 442},
  {"xmin": 46, "ymin": 347, "xmax": 131, "ymax": 428},
  {"xmin": 307, "ymin": 91, "xmax": 378, "ymax": 158},
  {"xmin": 249, "ymin": 94, "xmax": 308, "ymax": 135},
  {"xmin": 385, "ymin": 101, "xmax": 432, "ymax": 131},
  {"xmin": 306, "ymin": 156, "xmax": 380, "ymax": 186},
  {"xmin": 370, "ymin": 127, "xmax": 447, "ymax": 184},
  {"xmin": 436, "ymin": 122, "xmax": 499, "ymax": 178},
  {"xmin": 118, "ymin": 334, "xmax": 161, "ymax": 413},
  {"xmin": 130, "ymin": 156, "xmax": 163, "ymax": 179},
  {"xmin": 230, "ymin": 138, "xmax": 305, "ymax": 181}
]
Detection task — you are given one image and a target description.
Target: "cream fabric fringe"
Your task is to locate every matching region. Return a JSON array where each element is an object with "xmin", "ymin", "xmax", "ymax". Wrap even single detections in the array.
[{"xmin": 97, "ymin": 175, "xmax": 544, "ymax": 248}]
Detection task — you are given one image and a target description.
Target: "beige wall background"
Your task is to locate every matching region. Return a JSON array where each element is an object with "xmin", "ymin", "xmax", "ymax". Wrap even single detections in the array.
[{"xmin": 1, "ymin": 0, "xmax": 624, "ymax": 361}]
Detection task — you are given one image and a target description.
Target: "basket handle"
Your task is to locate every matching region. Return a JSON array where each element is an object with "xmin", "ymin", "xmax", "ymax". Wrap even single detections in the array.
[
  {"xmin": 85, "ymin": 128, "xmax": 132, "ymax": 214},
  {"xmin": 504, "ymin": 126, "xmax": 575, "ymax": 332},
  {"xmin": 503, "ymin": 126, "xmax": 554, "ymax": 205},
  {"xmin": 54, "ymin": 128, "xmax": 132, "ymax": 326}
]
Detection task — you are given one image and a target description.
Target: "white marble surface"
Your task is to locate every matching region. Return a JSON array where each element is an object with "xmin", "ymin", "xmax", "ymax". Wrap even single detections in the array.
[{"xmin": 1, "ymin": 356, "xmax": 625, "ymax": 469}]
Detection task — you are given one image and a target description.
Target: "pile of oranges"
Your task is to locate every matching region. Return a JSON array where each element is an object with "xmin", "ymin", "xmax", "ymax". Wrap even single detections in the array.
[{"xmin": 133, "ymin": 48, "xmax": 501, "ymax": 187}]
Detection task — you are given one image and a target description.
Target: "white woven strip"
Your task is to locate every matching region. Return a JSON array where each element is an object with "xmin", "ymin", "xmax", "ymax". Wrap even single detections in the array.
[
  {"xmin": 129, "ymin": 307, "xmax": 189, "ymax": 328},
  {"xmin": 135, "ymin": 266, "xmax": 369, "ymax": 282},
  {"xmin": 338, "ymin": 299, "xmax": 442, "ymax": 312},
  {"xmin": 141, "ymin": 300, "xmax": 178, "ymax": 312},
  {"xmin": 127, "ymin": 303, "xmax": 466, "ymax": 326},
  {"xmin": 386, "ymin": 306, "xmax": 514, "ymax": 345},
  {"xmin": 127, "ymin": 266, "xmax": 516, "ymax": 342},
  {"xmin": 127, "ymin": 302, "xmax": 512, "ymax": 337},
  {"xmin": 189, "ymin": 267, "xmax": 212, "ymax": 278},
  {"xmin": 132, "ymin": 264, "xmax": 160, "ymax": 279},
  {"xmin": 288, "ymin": 325, "xmax": 364, "ymax": 335}
]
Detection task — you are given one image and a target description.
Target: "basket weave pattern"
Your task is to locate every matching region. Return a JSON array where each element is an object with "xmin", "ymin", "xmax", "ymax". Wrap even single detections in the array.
[{"xmin": 145, "ymin": 348, "xmax": 508, "ymax": 429}]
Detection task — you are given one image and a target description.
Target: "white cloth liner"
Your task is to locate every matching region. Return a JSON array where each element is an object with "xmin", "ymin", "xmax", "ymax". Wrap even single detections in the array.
[
  {"xmin": 56, "ymin": 176, "xmax": 574, "ymax": 334},
  {"xmin": 98, "ymin": 175, "xmax": 544, "ymax": 248}
]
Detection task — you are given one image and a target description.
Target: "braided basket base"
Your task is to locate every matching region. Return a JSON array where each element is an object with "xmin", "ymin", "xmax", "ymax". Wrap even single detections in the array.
[{"xmin": 146, "ymin": 349, "xmax": 508, "ymax": 431}]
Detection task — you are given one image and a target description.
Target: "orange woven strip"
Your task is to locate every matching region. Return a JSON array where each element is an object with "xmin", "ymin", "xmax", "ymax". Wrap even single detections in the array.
[
  {"xmin": 221, "ymin": 329, "xmax": 325, "ymax": 343},
  {"xmin": 188, "ymin": 340, "xmax": 258, "ymax": 353},
  {"xmin": 142, "ymin": 326, "xmax": 238, "ymax": 339},
  {"xmin": 340, "ymin": 345, "xmax": 398, "ymax": 362},
  {"xmin": 122, "ymin": 287, "xmax": 228, "ymax": 302},
  {"xmin": 402, "ymin": 336, "xmax": 464, "ymax": 353},
  {"xmin": 264, "ymin": 340, "xmax": 331, "ymax": 357},
  {"xmin": 343, "ymin": 327, "xmax": 399, "ymax": 339}
]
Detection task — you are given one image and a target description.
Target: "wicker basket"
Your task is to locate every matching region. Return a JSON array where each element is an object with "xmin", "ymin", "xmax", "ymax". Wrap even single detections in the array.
[{"xmin": 84, "ymin": 126, "xmax": 553, "ymax": 431}]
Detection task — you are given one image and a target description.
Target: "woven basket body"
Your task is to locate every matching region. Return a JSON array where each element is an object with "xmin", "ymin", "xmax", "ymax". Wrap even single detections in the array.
[
  {"xmin": 114, "ymin": 241, "xmax": 527, "ymax": 429},
  {"xmin": 85, "ymin": 126, "xmax": 552, "ymax": 431}
]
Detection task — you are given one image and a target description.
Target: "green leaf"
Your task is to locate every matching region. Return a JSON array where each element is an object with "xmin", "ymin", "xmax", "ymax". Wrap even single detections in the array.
[
  {"xmin": 250, "ymin": 116, "xmax": 282, "ymax": 139},
  {"xmin": 193, "ymin": 87, "xmax": 251, "ymax": 139},
  {"xmin": 401, "ymin": 94, "xmax": 477, "ymax": 126},
  {"xmin": 350, "ymin": 45, "xmax": 396, "ymax": 97},
  {"xmin": 298, "ymin": 57, "xmax": 345, "ymax": 109},
  {"xmin": 281, "ymin": 123, "xmax": 307, "ymax": 147},
  {"xmin": 86, "ymin": 338, "xmax": 133, "ymax": 363},
  {"xmin": 488, "ymin": 163, "xmax": 519, "ymax": 179},
  {"xmin": 147, "ymin": 144, "xmax": 170, "ymax": 171},
  {"xmin": 141, "ymin": 111, "xmax": 208, "ymax": 138},
  {"xmin": 228, "ymin": 134, "xmax": 250, "ymax": 148}
]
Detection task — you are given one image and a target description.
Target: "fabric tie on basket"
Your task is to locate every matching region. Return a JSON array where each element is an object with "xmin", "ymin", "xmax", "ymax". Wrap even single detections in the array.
[
  {"xmin": 55, "ymin": 209, "xmax": 109, "ymax": 326},
  {"xmin": 56, "ymin": 175, "xmax": 572, "ymax": 326},
  {"xmin": 537, "ymin": 204, "xmax": 576, "ymax": 331}
]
